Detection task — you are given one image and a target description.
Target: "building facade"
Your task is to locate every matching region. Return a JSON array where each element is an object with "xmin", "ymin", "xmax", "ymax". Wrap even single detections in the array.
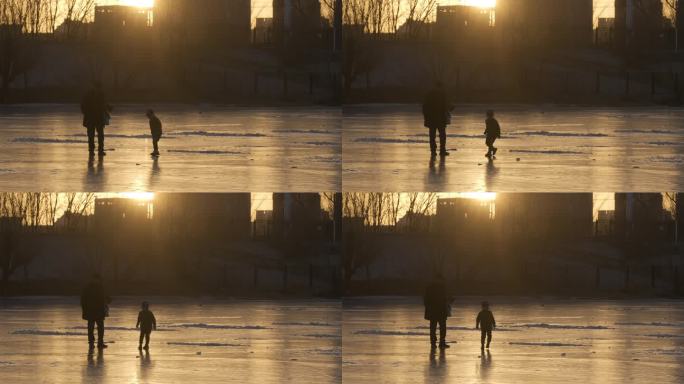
[
  {"xmin": 615, "ymin": 0, "xmax": 665, "ymax": 50},
  {"xmin": 272, "ymin": 0, "xmax": 323, "ymax": 47},
  {"xmin": 154, "ymin": 0, "xmax": 251, "ymax": 46},
  {"xmin": 496, "ymin": 0, "xmax": 594, "ymax": 48}
]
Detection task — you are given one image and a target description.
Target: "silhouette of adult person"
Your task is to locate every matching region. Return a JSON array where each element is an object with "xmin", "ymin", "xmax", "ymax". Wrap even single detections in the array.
[
  {"xmin": 424, "ymin": 273, "xmax": 450, "ymax": 350},
  {"xmin": 80, "ymin": 82, "xmax": 109, "ymax": 157},
  {"xmin": 80, "ymin": 274, "xmax": 111, "ymax": 350},
  {"xmin": 422, "ymin": 82, "xmax": 452, "ymax": 158}
]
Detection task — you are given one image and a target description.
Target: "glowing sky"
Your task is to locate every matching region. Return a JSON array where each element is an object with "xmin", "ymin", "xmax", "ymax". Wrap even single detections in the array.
[{"xmin": 97, "ymin": 0, "xmax": 274, "ymax": 23}]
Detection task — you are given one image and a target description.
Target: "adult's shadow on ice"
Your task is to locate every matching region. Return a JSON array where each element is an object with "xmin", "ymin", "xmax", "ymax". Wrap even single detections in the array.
[
  {"xmin": 427, "ymin": 348, "xmax": 448, "ymax": 380},
  {"xmin": 85, "ymin": 156, "xmax": 106, "ymax": 189},
  {"xmin": 86, "ymin": 349, "xmax": 105, "ymax": 377},
  {"xmin": 427, "ymin": 157, "xmax": 448, "ymax": 188}
]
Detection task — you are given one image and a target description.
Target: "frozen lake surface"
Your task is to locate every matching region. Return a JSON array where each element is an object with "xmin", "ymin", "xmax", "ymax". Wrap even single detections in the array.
[
  {"xmin": 343, "ymin": 297, "xmax": 684, "ymax": 384},
  {"xmin": 0, "ymin": 105, "xmax": 341, "ymax": 192},
  {"xmin": 343, "ymin": 105, "xmax": 684, "ymax": 192},
  {"xmin": 0, "ymin": 297, "xmax": 341, "ymax": 384}
]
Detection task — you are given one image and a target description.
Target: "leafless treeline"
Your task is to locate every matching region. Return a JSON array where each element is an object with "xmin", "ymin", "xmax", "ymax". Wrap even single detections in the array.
[
  {"xmin": 343, "ymin": 193, "xmax": 437, "ymax": 230},
  {"xmin": 0, "ymin": 0, "xmax": 95, "ymax": 35},
  {"xmin": 0, "ymin": 192, "xmax": 95, "ymax": 230},
  {"xmin": 343, "ymin": 0, "xmax": 437, "ymax": 37}
]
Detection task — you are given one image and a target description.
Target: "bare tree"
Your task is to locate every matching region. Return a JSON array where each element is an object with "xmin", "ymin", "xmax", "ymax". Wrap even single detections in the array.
[
  {"xmin": 63, "ymin": 0, "xmax": 94, "ymax": 39},
  {"xmin": 664, "ymin": 0, "xmax": 681, "ymax": 51},
  {"xmin": 0, "ymin": 193, "xmax": 42, "ymax": 294},
  {"xmin": 45, "ymin": 0, "xmax": 62, "ymax": 34},
  {"xmin": 664, "ymin": 193, "xmax": 680, "ymax": 244},
  {"xmin": 0, "ymin": 0, "xmax": 31, "ymax": 102},
  {"xmin": 403, "ymin": 0, "xmax": 437, "ymax": 38},
  {"xmin": 342, "ymin": 193, "xmax": 439, "ymax": 288},
  {"xmin": 342, "ymin": 0, "xmax": 438, "ymax": 94}
]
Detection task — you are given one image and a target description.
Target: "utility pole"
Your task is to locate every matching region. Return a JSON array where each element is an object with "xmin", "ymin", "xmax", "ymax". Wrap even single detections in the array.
[
  {"xmin": 332, "ymin": 0, "xmax": 343, "ymax": 103},
  {"xmin": 333, "ymin": 0, "xmax": 343, "ymax": 53}
]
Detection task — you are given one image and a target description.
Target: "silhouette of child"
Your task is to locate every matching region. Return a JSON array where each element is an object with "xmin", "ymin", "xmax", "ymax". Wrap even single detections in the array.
[
  {"xmin": 136, "ymin": 301, "xmax": 157, "ymax": 350},
  {"xmin": 484, "ymin": 110, "xmax": 501, "ymax": 158},
  {"xmin": 146, "ymin": 110, "xmax": 163, "ymax": 157},
  {"xmin": 476, "ymin": 301, "xmax": 496, "ymax": 349}
]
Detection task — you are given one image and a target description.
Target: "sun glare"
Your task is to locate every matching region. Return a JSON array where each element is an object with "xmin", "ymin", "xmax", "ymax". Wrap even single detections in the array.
[
  {"xmin": 118, "ymin": 192, "xmax": 155, "ymax": 201},
  {"xmin": 439, "ymin": 192, "xmax": 497, "ymax": 201},
  {"xmin": 120, "ymin": 0, "xmax": 154, "ymax": 8},
  {"xmin": 446, "ymin": 0, "xmax": 496, "ymax": 8}
]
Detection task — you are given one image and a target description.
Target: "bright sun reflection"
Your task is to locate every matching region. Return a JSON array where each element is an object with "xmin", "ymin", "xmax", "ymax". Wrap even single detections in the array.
[
  {"xmin": 440, "ymin": 192, "xmax": 497, "ymax": 201},
  {"xmin": 119, "ymin": 0, "xmax": 154, "ymax": 8},
  {"xmin": 118, "ymin": 192, "xmax": 155, "ymax": 201},
  {"xmin": 446, "ymin": 0, "xmax": 496, "ymax": 8}
]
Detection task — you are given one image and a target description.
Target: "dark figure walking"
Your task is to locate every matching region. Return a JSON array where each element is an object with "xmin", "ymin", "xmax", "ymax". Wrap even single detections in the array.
[
  {"xmin": 423, "ymin": 82, "xmax": 452, "ymax": 158},
  {"xmin": 80, "ymin": 274, "xmax": 111, "ymax": 350},
  {"xmin": 146, "ymin": 110, "xmax": 163, "ymax": 157},
  {"xmin": 81, "ymin": 82, "xmax": 109, "ymax": 157},
  {"xmin": 484, "ymin": 110, "xmax": 501, "ymax": 158},
  {"xmin": 136, "ymin": 301, "xmax": 157, "ymax": 350},
  {"xmin": 424, "ymin": 274, "xmax": 450, "ymax": 349},
  {"xmin": 476, "ymin": 301, "xmax": 496, "ymax": 350}
]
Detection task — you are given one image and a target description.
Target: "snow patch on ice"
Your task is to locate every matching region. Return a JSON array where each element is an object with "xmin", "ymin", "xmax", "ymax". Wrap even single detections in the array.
[
  {"xmin": 273, "ymin": 321, "xmax": 337, "ymax": 327},
  {"xmin": 616, "ymin": 322, "xmax": 684, "ymax": 328},
  {"xmin": 509, "ymin": 149, "xmax": 587, "ymax": 155},
  {"xmin": 167, "ymin": 342, "xmax": 243, "ymax": 347},
  {"xmin": 302, "ymin": 141, "xmax": 339, "ymax": 147},
  {"xmin": 511, "ymin": 323, "xmax": 611, "ymax": 330},
  {"xmin": 309, "ymin": 155, "xmax": 341, "ymax": 163},
  {"xmin": 354, "ymin": 138, "xmax": 429, "ymax": 144},
  {"xmin": 68, "ymin": 326, "xmax": 175, "ymax": 332},
  {"xmin": 310, "ymin": 348, "xmax": 341, "ymax": 356},
  {"xmin": 172, "ymin": 131, "xmax": 266, "ymax": 138},
  {"xmin": 11, "ymin": 329, "xmax": 86, "ymax": 336},
  {"xmin": 414, "ymin": 325, "xmax": 519, "ymax": 332},
  {"xmin": 169, "ymin": 323, "xmax": 269, "ymax": 330},
  {"xmin": 511, "ymin": 131, "xmax": 608, "ymax": 138},
  {"xmin": 411, "ymin": 133, "xmax": 504, "ymax": 139},
  {"xmin": 69, "ymin": 133, "xmax": 175, "ymax": 140},
  {"xmin": 11, "ymin": 137, "xmax": 87, "ymax": 144},
  {"xmin": 509, "ymin": 342, "xmax": 587, "ymax": 347},
  {"xmin": 302, "ymin": 334, "xmax": 342, "ymax": 339},
  {"xmin": 645, "ymin": 141, "xmax": 683, "ymax": 146},
  {"xmin": 643, "ymin": 334, "xmax": 684, "ymax": 339},
  {"xmin": 354, "ymin": 330, "xmax": 429, "ymax": 336},
  {"xmin": 650, "ymin": 348, "xmax": 684, "ymax": 356},
  {"xmin": 276, "ymin": 129, "xmax": 336, "ymax": 135},
  {"xmin": 649, "ymin": 155, "xmax": 684, "ymax": 163},
  {"xmin": 167, "ymin": 149, "xmax": 243, "ymax": 155},
  {"xmin": 616, "ymin": 129, "xmax": 681, "ymax": 135}
]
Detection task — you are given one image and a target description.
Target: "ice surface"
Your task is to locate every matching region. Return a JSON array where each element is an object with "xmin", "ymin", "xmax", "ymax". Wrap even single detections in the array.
[
  {"xmin": 0, "ymin": 297, "xmax": 341, "ymax": 384},
  {"xmin": 0, "ymin": 104, "xmax": 341, "ymax": 192},
  {"xmin": 343, "ymin": 297, "xmax": 684, "ymax": 384},
  {"xmin": 343, "ymin": 104, "xmax": 684, "ymax": 192}
]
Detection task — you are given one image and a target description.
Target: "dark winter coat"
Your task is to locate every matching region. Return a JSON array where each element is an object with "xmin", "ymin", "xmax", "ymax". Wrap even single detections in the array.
[
  {"xmin": 80, "ymin": 281, "xmax": 109, "ymax": 321},
  {"xmin": 137, "ymin": 310, "xmax": 157, "ymax": 333},
  {"xmin": 484, "ymin": 117, "xmax": 501, "ymax": 139},
  {"xmin": 149, "ymin": 116, "xmax": 162, "ymax": 139},
  {"xmin": 476, "ymin": 309, "xmax": 496, "ymax": 331},
  {"xmin": 422, "ymin": 88, "xmax": 449, "ymax": 128},
  {"xmin": 81, "ymin": 88, "xmax": 107, "ymax": 128},
  {"xmin": 424, "ymin": 280, "xmax": 449, "ymax": 321}
]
